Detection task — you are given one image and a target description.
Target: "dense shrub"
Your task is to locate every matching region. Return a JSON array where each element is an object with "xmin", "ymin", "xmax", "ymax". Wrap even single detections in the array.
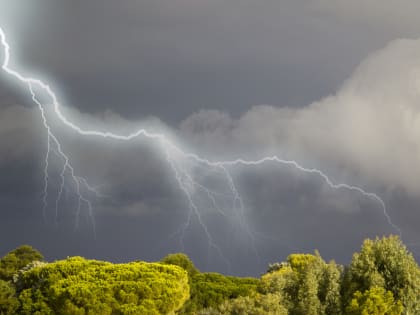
[{"xmin": 14, "ymin": 257, "xmax": 189, "ymax": 315}]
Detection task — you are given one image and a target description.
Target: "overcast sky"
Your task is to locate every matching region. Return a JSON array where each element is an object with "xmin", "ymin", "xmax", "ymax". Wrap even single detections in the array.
[{"xmin": 1, "ymin": 1, "xmax": 420, "ymax": 276}]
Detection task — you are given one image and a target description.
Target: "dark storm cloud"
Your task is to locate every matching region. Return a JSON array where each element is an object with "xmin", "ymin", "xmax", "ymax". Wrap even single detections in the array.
[
  {"xmin": 3, "ymin": 0, "xmax": 419, "ymax": 123},
  {"xmin": 1, "ymin": 1, "xmax": 420, "ymax": 276}
]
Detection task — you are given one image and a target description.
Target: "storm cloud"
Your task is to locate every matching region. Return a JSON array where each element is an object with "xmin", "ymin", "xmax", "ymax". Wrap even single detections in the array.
[
  {"xmin": 181, "ymin": 37, "xmax": 420, "ymax": 196},
  {"xmin": 1, "ymin": 0, "xmax": 420, "ymax": 275}
]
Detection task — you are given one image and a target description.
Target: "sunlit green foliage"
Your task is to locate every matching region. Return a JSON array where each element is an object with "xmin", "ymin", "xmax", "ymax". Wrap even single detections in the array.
[
  {"xmin": 201, "ymin": 293, "xmax": 287, "ymax": 315},
  {"xmin": 0, "ymin": 235, "xmax": 418, "ymax": 315},
  {"xmin": 0, "ymin": 245, "xmax": 43, "ymax": 281},
  {"xmin": 0, "ymin": 279, "xmax": 19, "ymax": 314},
  {"xmin": 161, "ymin": 253, "xmax": 259, "ymax": 314},
  {"xmin": 161, "ymin": 253, "xmax": 199, "ymax": 278},
  {"xmin": 15, "ymin": 256, "xmax": 189, "ymax": 315},
  {"xmin": 345, "ymin": 287, "xmax": 403, "ymax": 315},
  {"xmin": 181, "ymin": 272, "xmax": 259, "ymax": 314},
  {"xmin": 260, "ymin": 252, "xmax": 342, "ymax": 315},
  {"xmin": 342, "ymin": 235, "xmax": 420, "ymax": 314}
]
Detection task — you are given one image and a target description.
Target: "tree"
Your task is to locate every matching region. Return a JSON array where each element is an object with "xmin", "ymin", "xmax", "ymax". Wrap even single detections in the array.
[
  {"xmin": 0, "ymin": 245, "xmax": 43, "ymax": 281},
  {"xmin": 319, "ymin": 261, "xmax": 342, "ymax": 315},
  {"xmin": 0, "ymin": 279, "xmax": 19, "ymax": 314},
  {"xmin": 161, "ymin": 253, "xmax": 199, "ymax": 277},
  {"xmin": 215, "ymin": 293, "xmax": 288, "ymax": 315},
  {"xmin": 260, "ymin": 252, "xmax": 342, "ymax": 315},
  {"xmin": 182, "ymin": 272, "xmax": 259, "ymax": 314},
  {"xmin": 161, "ymin": 253, "xmax": 260, "ymax": 314},
  {"xmin": 15, "ymin": 256, "xmax": 189, "ymax": 315},
  {"xmin": 346, "ymin": 287, "xmax": 403, "ymax": 315},
  {"xmin": 343, "ymin": 235, "xmax": 420, "ymax": 313}
]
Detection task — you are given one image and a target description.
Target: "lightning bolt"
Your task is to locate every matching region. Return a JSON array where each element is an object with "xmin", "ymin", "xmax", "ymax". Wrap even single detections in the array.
[
  {"xmin": 28, "ymin": 84, "xmax": 97, "ymax": 235},
  {"xmin": 0, "ymin": 27, "xmax": 402, "ymax": 264}
]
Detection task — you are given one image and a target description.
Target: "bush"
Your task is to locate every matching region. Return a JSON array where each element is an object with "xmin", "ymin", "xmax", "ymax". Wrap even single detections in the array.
[
  {"xmin": 181, "ymin": 272, "xmax": 259, "ymax": 314},
  {"xmin": 15, "ymin": 256, "xmax": 189, "ymax": 315},
  {"xmin": 343, "ymin": 235, "xmax": 420, "ymax": 313},
  {"xmin": 0, "ymin": 245, "xmax": 43, "ymax": 281}
]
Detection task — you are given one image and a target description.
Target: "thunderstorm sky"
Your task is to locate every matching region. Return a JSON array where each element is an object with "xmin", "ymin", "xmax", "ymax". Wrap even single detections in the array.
[{"xmin": 1, "ymin": 1, "xmax": 420, "ymax": 276}]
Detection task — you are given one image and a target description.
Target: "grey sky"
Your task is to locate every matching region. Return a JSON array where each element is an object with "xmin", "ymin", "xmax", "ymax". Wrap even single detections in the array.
[{"xmin": 0, "ymin": 1, "xmax": 419, "ymax": 276}]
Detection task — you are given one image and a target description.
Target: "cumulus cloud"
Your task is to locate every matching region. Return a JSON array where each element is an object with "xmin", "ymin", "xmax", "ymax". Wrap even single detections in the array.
[
  {"xmin": 180, "ymin": 38, "xmax": 420, "ymax": 196},
  {"xmin": 4, "ymin": 35, "xmax": 420, "ymax": 201}
]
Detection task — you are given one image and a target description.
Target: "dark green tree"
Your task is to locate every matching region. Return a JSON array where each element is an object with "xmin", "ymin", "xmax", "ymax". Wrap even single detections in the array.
[
  {"xmin": 0, "ymin": 279, "xmax": 19, "ymax": 314},
  {"xmin": 0, "ymin": 245, "xmax": 43, "ymax": 281},
  {"xmin": 214, "ymin": 293, "xmax": 288, "ymax": 315},
  {"xmin": 181, "ymin": 272, "xmax": 259, "ymax": 314},
  {"xmin": 161, "ymin": 253, "xmax": 199, "ymax": 277}
]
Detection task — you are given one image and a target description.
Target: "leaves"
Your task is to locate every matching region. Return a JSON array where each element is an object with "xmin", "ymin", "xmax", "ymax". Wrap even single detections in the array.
[
  {"xmin": 0, "ymin": 279, "xmax": 19, "ymax": 314},
  {"xmin": 15, "ymin": 257, "xmax": 189, "ymax": 315},
  {"xmin": 0, "ymin": 245, "xmax": 43, "ymax": 281},
  {"xmin": 346, "ymin": 287, "xmax": 403, "ymax": 315},
  {"xmin": 0, "ymin": 235, "xmax": 419, "ymax": 315},
  {"xmin": 343, "ymin": 235, "xmax": 420, "ymax": 313}
]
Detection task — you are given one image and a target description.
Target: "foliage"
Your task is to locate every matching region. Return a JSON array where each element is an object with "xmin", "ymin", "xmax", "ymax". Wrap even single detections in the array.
[
  {"xmin": 260, "ymin": 252, "xmax": 342, "ymax": 315},
  {"xmin": 201, "ymin": 293, "xmax": 288, "ymax": 315},
  {"xmin": 162, "ymin": 253, "xmax": 260, "ymax": 314},
  {"xmin": 345, "ymin": 287, "xmax": 403, "ymax": 315},
  {"xmin": 161, "ymin": 253, "xmax": 199, "ymax": 279},
  {"xmin": 1, "ymin": 235, "xmax": 419, "ymax": 315},
  {"xmin": 14, "ymin": 256, "xmax": 189, "ymax": 315},
  {"xmin": 342, "ymin": 235, "xmax": 420, "ymax": 314},
  {"xmin": 180, "ymin": 272, "xmax": 259, "ymax": 314},
  {"xmin": 266, "ymin": 262, "xmax": 288, "ymax": 274},
  {"xmin": 0, "ymin": 245, "xmax": 43, "ymax": 281},
  {"xmin": 0, "ymin": 279, "xmax": 19, "ymax": 314}
]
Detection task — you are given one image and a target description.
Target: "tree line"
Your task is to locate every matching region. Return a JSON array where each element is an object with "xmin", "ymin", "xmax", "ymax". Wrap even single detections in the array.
[{"xmin": 0, "ymin": 235, "xmax": 419, "ymax": 314}]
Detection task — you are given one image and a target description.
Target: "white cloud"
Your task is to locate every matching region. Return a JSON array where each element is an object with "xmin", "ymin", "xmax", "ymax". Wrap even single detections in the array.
[
  {"xmin": 180, "ymin": 38, "xmax": 420, "ymax": 196},
  {"xmin": 3, "ymin": 35, "xmax": 420, "ymax": 199}
]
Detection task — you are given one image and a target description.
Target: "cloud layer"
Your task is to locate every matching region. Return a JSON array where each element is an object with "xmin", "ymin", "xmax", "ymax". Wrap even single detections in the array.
[
  {"xmin": 1, "ymin": 1, "xmax": 420, "ymax": 275},
  {"xmin": 181, "ymin": 38, "xmax": 420, "ymax": 196}
]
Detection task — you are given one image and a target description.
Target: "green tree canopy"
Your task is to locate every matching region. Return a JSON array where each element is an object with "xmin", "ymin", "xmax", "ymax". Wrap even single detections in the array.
[
  {"xmin": 343, "ymin": 235, "xmax": 420, "ymax": 313},
  {"xmin": 161, "ymin": 253, "xmax": 199, "ymax": 277},
  {"xmin": 0, "ymin": 279, "xmax": 19, "ymax": 314},
  {"xmin": 15, "ymin": 256, "xmax": 189, "ymax": 315},
  {"xmin": 181, "ymin": 272, "xmax": 259, "ymax": 314},
  {"xmin": 0, "ymin": 245, "xmax": 43, "ymax": 281},
  {"xmin": 346, "ymin": 287, "xmax": 403, "ymax": 315},
  {"xmin": 0, "ymin": 236, "xmax": 418, "ymax": 315},
  {"xmin": 212, "ymin": 293, "xmax": 288, "ymax": 315},
  {"xmin": 261, "ymin": 252, "xmax": 342, "ymax": 315}
]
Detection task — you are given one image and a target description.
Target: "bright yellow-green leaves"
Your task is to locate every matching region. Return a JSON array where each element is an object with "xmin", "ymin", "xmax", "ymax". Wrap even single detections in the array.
[
  {"xmin": 0, "ymin": 235, "xmax": 419, "ymax": 314},
  {"xmin": 288, "ymin": 253, "xmax": 318, "ymax": 273},
  {"xmin": 15, "ymin": 257, "xmax": 189, "ymax": 315},
  {"xmin": 343, "ymin": 235, "xmax": 420, "ymax": 314},
  {"xmin": 346, "ymin": 287, "xmax": 403, "ymax": 315},
  {"xmin": 260, "ymin": 252, "xmax": 342, "ymax": 315}
]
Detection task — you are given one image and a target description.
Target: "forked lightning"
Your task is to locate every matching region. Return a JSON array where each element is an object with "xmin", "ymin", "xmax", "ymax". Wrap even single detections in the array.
[{"xmin": 0, "ymin": 27, "xmax": 402, "ymax": 263}]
